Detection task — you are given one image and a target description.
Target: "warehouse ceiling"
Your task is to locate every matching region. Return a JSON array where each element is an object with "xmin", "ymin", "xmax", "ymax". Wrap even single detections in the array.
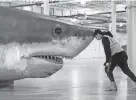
[
  {"xmin": 0, "ymin": 0, "xmax": 127, "ymax": 33},
  {"xmin": 49, "ymin": 0, "xmax": 127, "ymax": 33}
]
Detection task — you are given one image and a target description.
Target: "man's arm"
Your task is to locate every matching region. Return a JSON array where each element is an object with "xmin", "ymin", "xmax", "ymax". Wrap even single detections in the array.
[{"xmin": 102, "ymin": 37, "xmax": 111, "ymax": 63}]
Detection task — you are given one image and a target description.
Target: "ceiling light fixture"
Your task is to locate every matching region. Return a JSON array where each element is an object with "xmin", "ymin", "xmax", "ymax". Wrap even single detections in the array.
[
  {"xmin": 119, "ymin": 23, "xmax": 123, "ymax": 27},
  {"xmin": 80, "ymin": 0, "xmax": 86, "ymax": 5}
]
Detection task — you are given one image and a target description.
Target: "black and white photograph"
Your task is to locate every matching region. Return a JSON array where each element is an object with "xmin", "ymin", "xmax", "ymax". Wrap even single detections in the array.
[{"xmin": 0, "ymin": 0, "xmax": 135, "ymax": 100}]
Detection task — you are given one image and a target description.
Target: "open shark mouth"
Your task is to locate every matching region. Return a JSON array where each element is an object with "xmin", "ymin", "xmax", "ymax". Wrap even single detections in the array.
[
  {"xmin": 2, "ymin": 36, "xmax": 93, "ymax": 70},
  {"xmin": 32, "ymin": 55, "xmax": 69, "ymax": 64}
]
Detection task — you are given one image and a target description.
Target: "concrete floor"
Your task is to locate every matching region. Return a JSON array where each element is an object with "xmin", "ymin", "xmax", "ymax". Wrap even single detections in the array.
[{"xmin": 0, "ymin": 59, "xmax": 136, "ymax": 100}]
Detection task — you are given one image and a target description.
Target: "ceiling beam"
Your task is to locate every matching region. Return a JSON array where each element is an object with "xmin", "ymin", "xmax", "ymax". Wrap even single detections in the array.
[
  {"xmin": 88, "ymin": 10, "xmax": 126, "ymax": 15},
  {"xmin": 10, "ymin": 2, "xmax": 43, "ymax": 7},
  {"xmin": 55, "ymin": 14, "xmax": 126, "ymax": 23},
  {"xmin": 49, "ymin": 0, "xmax": 78, "ymax": 5}
]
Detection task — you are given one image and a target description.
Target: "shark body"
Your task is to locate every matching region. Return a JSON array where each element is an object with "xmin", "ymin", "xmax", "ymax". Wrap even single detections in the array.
[{"xmin": 0, "ymin": 6, "xmax": 94, "ymax": 86}]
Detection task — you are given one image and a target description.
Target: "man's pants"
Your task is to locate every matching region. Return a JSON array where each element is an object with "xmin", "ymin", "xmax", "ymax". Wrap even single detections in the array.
[{"xmin": 105, "ymin": 51, "xmax": 136, "ymax": 82}]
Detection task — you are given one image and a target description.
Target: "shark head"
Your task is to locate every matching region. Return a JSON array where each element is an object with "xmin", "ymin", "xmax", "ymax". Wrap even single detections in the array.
[{"xmin": 0, "ymin": 7, "xmax": 94, "ymax": 80}]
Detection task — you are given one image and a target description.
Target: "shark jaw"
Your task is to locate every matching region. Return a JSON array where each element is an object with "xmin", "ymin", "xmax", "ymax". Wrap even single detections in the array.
[
  {"xmin": 31, "ymin": 55, "xmax": 64, "ymax": 64},
  {"xmin": 0, "ymin": 36, "xmax": 93, "ymax": 72}
]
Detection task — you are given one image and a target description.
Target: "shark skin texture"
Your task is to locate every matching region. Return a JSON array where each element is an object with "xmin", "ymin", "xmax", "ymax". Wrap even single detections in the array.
[{"xmin": 0, "ymin": 6, "xmax": 94, "ymax": 86}]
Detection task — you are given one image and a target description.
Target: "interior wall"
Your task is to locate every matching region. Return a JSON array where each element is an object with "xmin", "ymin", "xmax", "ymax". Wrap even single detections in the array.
[
  {"xmin": 22, "ymin": 6, "xmax": 32, "ymax": 11},
  {"xmin": 16, "ymin": 5, "xmax": 43, "ymax": 14},
  {"xmin": 54, "ymin": 8, "xmax": 62, "ymax": 16},
  {"xmin": 32, "ymin": 6, "xmax": 43, "ymax": 13},
  {"xmin": 51, "ymin": 8, "xmax": 79, "ymax": 16},
  {"xmin": 74, "ymin": 39, "xmax": 105, "ymax": 59}
]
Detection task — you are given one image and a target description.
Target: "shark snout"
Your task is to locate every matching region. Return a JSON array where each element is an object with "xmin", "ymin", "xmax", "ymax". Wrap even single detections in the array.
[
  {"xmin": 75, "ymin": 31, "xmax": 85, "ymax": 40},
  {"xmin": 74, "ymin": 27, "xmax": 94, "ymax": 40}
]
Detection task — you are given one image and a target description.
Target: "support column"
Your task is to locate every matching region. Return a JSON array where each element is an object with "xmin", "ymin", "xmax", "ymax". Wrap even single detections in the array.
[
  {"xmin": 127, "ymin": 1, "xmax": 136, "ymax": 74},
  {"xmin": 43, "ymin": 0, "xmax": 49, "ymax": 15},
  {"xmin": 109, "ymin": 23, "xmax": 112, "ymax": 32},
  {"xmin": 111, "ymin": 1, "xmax": 117, "ymax": 37},
  {"xmin": 31, "ymin": 6, "xmax": 33, "ymax": 12}
]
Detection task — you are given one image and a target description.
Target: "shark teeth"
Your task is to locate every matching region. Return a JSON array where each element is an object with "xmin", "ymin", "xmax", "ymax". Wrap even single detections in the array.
[{"xmin": 31, "ymin": 55, "xmax": 73, "ymax": 63}]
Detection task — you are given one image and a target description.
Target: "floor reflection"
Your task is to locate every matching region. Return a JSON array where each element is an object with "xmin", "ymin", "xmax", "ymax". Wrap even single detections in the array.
[{"xmin": 0, "ymin": 59, "xmax": 135, "ymax": 100}]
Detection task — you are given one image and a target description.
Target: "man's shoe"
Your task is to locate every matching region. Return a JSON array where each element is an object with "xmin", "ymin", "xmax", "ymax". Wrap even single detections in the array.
[{"xmin": 105, "ymin": 82, "xmax": 117, "ymax": 91}]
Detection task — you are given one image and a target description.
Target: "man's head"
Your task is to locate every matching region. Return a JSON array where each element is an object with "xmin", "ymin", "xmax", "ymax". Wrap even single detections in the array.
[{"xmin": 94, "ymin": 29, "xmax": 103, "ymax": 40}]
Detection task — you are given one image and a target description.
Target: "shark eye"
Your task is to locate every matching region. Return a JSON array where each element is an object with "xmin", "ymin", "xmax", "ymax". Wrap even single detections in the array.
[{"xmin": 54, "ymin": 27, "xmax": 62, "ymax": 36}]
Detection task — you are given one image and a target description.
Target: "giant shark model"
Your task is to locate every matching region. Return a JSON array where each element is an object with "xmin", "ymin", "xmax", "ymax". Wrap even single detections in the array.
[{"xmin": 0, "ymin": 6, "xmax": 94, "ymax": 86}]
